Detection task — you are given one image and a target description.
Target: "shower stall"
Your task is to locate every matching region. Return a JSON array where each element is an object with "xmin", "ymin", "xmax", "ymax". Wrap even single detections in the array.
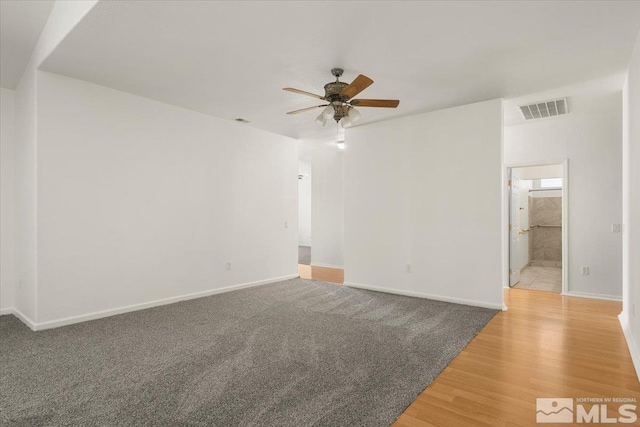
[{"xmin": 529, "ymin": 194, "xmax": 562, "ymax": 267}]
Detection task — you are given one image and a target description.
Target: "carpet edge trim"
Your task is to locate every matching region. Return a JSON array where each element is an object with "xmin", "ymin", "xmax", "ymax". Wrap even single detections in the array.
[
  {"xmin": 389, "ymin": 307, "xmax": 500, "ymax": 425},
  {"xmin": 344, "ymin": 281, "xmax": 503, "ymax": 310}
]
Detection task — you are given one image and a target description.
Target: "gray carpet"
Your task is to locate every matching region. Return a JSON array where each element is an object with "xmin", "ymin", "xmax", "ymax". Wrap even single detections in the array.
[
  {"xmin": 298, "ymin": 246, "xmax": 311, "ymax": 265},
  {"xmin": 0, "ymin": 279, "xmax": 497, "ymax": 426}
]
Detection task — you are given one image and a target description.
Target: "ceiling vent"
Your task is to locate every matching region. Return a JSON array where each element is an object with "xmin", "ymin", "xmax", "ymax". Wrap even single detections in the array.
[{"xmin": 518, "ymin": 98, "xmax": 568, "ymax": 120}]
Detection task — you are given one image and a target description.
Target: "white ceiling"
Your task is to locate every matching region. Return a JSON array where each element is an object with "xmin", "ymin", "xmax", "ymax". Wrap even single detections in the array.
[
  {"xmin": 0, "ymin": 0, "xmax": 54, "ymax": 89},
  {"xmin": 39, "ymin": 1, "xmax": 640, "ymax": 143}
]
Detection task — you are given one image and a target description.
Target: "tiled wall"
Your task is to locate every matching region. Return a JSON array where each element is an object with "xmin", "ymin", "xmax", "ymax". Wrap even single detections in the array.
[{"xmin": 529, "ymin": 197, "xmax": 562, "ymax": 265}]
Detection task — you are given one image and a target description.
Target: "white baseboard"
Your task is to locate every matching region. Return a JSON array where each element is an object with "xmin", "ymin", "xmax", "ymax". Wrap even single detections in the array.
[
  {"xmin": 7, "ymin": 274, "xmax": 298, "ymax": 332},
  {"xmin": 563, "ymin": 291, "xmax": 622, "ymax": 302},
  {"xmin": 0, "ymin": 307, "xmax": 38, "ymax": 330},
  {"xmin": 619, "ymin": 313, "xmax": 640, "ymax": 382},
  {"xmin": 310, "ymin": 263, "xmax": 344, "ymax": 269},
  {"xmin": 344, "ymin": 281, "xmax": 504, "ymax": 310}
]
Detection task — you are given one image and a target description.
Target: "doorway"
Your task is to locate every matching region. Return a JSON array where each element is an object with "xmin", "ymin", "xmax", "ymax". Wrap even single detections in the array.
[
  {"xmin": 298, "ymin": 162, "xmax": 311, "ymax": 265},
  {"xmin": 507, "ymin": 162, "xmax": 567, "ymax": 294},
  {"xmin": 296, "ymin": 143, "xmax": 345, "ymax": 284}
]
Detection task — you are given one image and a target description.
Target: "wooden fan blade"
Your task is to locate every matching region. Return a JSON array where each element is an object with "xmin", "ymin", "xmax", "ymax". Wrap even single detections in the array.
[
  {"xmin": 286, "ymin": 105, "xmax": 328, "ymax": 115},
  {"xmin": 340, "ymin": 74, "xmax": 374, "ymax": 100},
  {"xmin": 350, "ymin": 99, "xmax": 400, "ymax": 108},
  {"xmin": 283, "ymin": 87, "xmax": 325, "ymax": 100}
]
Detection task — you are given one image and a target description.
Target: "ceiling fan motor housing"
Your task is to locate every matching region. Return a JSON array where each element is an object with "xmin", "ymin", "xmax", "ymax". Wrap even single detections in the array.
[
  {"xmin": 324, "ymin": 81, "xmax": 350, "ymax": 121},
  {"xmin": 324, "ymin": 81, "xmax": 349, "ymax": 102}
]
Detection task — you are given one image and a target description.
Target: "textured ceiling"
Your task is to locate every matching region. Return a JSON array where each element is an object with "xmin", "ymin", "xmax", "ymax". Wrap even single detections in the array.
[
  {"xmin": 40, "ymin": 1, "xmax": 640, "ymax": 143},
  {"xmin": 1, "ymin": 0, "xmax": 54, "ymax": 89}
]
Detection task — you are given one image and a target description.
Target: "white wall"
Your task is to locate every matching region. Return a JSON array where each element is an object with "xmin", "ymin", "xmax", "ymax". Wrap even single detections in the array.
[
  {"xmin": 0, "ymin": 88, "xmax": 16, "ymax": 311},
  {"xmin": 621, "ymin": 29, "xmax": 640, "ymax": 379},
  {"xmin": 344, "ymin": 99, "xmax": 504, "ymax": 309},
  {"xmin": 14, "ymin": 66, "xmax": 37, "ymax": 321},
  {"xmin": 311, "ymin": 148, "xmax": 344, "ymax": 268},
  {"xmin": 34, "ymin": 71, "xmax": 298, "ymax": 325},
  {"xmin": 10, "ymin": 0, "xmax": 99, "ymax": 326},
  {"xmin": 505, "ymin": 91, "xmax": 622, "ymax": 299},
  {"xmin": 298, "ymin": 160, "xmax": 312, "ymax": 246}
]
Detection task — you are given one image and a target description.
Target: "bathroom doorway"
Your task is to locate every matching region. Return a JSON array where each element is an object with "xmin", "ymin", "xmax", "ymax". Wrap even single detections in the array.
[{"xmin": 508, "ymin": 163, "xmax": 566, "ymax": 293}]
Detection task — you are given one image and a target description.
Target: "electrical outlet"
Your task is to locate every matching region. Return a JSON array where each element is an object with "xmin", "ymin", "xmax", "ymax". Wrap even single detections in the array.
[
  {"xmin": 226, "ymin": 262, "xmax": 232, "ymax": 271},
  {"xmin": 611, "ymin": 224, "xmax": 621, "ymax": 233},
  {"xmin": 406, "ymin": 264, "xmax": 412, "ymax": 273},
  {"xmin": 284, "ymin": 221, "xmax": 288, "ymax": 228},
  {"xmin": 581, "ymin": 266, "xmax": 590, "ymax": 275}
]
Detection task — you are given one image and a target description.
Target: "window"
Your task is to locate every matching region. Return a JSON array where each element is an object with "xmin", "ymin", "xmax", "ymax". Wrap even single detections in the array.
[{"xmin": 540, "ymin": 178, "xmax": 562, "ymax": 188}]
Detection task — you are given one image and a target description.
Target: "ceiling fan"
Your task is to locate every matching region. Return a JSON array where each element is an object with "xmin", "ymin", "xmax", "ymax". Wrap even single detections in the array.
[{"xmin": 283, "ymin": 68, "xmax": 399, "ymax": 128}]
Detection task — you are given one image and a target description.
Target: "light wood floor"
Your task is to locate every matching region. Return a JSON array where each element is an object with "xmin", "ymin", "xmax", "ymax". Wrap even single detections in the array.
[
  {"xmin": 297, "ymin": 266, "xmax": 639, "ymax": 425},
  {"xmin": 395, "ymin": 289, "xmax": 639, "ymax": 426},
  {"xmin": 297, "ymin": 264, "xmax": 344, "ymax": 284}
]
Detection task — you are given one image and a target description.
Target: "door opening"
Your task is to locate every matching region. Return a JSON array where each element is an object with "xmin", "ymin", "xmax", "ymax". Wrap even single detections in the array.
[
  {"xmin": 507, "ymin": 163, "xmax": 567, "ymax": 294},
  {"xmin": 298, "ymin": 162, "xmax": 312, "ymax": 266}
]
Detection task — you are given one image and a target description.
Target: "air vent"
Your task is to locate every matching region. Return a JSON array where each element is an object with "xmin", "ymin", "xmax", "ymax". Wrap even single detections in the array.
[
  {"xmin": 234, "ymin": 118, "xmax": 250, "ymax": 123},
  {"xmin": 518, "ymin": 98, "xmax": 568, "ymax": 120}
]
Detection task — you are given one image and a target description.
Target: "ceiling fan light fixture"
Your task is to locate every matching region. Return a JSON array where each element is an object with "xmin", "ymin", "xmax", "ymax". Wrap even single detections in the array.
[
  {"xmin": 315, "ymin": 113, "xmax": 327, "ymax": 126},
  {"xmin": 284, "ymin": 69, "xmax": 400, "ymax": 125},
  {"xmin": 349, "ymin": 107, "xmax": 361, "ymax": 122}
]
